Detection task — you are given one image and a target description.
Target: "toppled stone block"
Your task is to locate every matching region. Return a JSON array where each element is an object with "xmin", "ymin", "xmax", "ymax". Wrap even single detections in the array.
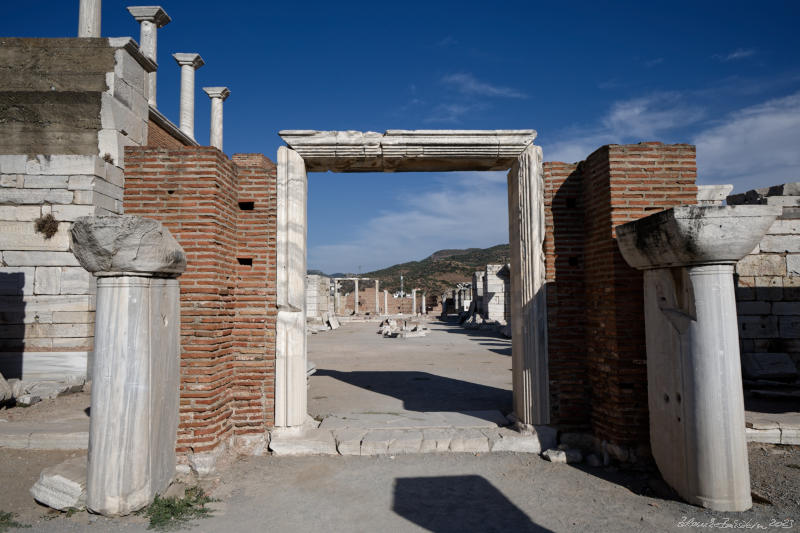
[
  {"xmin": 30, "ymin": 456, "xmax": 87, "ymax": 511},
  {"xmin": 0, "ymin": 373, "xmax": 12, "ymax": 403},
  {"xmin": 70, "ymin": 216, "xmax": 186, "ymax": 275},
  {"xmin": 16, "ymin": 394, "xmax": 41, "ymax": 407},
  {"xmin": 327, "ymin": 314, "xmax": 340, "ymax": 330},
  {"xmin": 543, "ymin": 448, "xmax": 582, "ymax": 464}
]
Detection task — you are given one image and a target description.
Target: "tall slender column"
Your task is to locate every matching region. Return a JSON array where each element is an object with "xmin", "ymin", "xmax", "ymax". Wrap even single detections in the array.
[
  {"xmin": 127, "ymin": 6, "xmax": 171, "ymax": 108},
  {"xmin": 353, "ymin": 278, "xmax": 359, "ymax": 314},
  {"xmin": 203, "ymin": 87, "xmax": 230, "ymax": 151},
  {"xmin": 78, "ymin": 0, "xmax": 101, "ymax": 37},
  {"xmin": 422, "ymin": 293, "xmax": 426, "ymax": 314},
  {"xmin": 275, "ymin": 147, "xmax": 308, "ymax": 428},
  {"xmin": 173, "ymin": 54, "xmax": 204, "ymax": 140},
  {"xmin": 375, "ymin": 280, "xmax": 380, "ymax": 314},
  {"xmin": 70, "ymin": 216, "xmax": 186, "ymax": 516},
  {"xmin": 508, "ymin": 144, "xmax": 549, "ymax": 426},
  {"xmin": 384, "ymin": 290, "xmax": 388, "ymax": 315},
  {"xmin": 617, "ymin": 205, "xmax": 780, "ymax": 511},
  {"xmin": 412, "ymin": 289, "xmax": 417, "ymax": 316},
  {"xmin": 334, "ymin": 279, "xmax": 340, "ymax": 314}
]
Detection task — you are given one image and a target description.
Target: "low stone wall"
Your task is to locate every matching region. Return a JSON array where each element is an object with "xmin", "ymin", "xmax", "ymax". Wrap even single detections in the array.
[{"xmin": 729, "ymin": 183, "xmax": 800, "ymax": 375}]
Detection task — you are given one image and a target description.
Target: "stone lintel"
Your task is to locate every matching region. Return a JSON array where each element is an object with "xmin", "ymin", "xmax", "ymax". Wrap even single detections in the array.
[
  {"xmin": 617, "ymin": 205, "xmax": 782, "ymax": 270},
  {"xmin": 126, "ymin": 6, "xmax": 172, "ymax": 27},
  {"xmin": 203, "ymin": 87, "xmax": 231, "ymax": 100},
  {"xmin": 107, "ymin": 37, "xmax": 157, "ymax": 73},
  {"xmin": 172, "ymin": 53, "xmax": 204, "ymax": 69},
  {"xmin": 278, "ymin": 129, "xmax": 537, "ymax": 173}
]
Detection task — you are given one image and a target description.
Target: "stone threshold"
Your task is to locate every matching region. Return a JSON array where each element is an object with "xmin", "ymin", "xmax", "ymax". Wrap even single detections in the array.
[{"xmin": 0, "ymin": 419, "xmax": 89, "ymax": 450}]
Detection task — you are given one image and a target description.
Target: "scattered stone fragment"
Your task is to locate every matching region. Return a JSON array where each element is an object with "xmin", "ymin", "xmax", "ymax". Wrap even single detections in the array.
[
  {"xmin": 543, "ymin": 448, "xmax": 583, "ymax": 464},
  {"xmin": 8, "ymin": 379, "xmax": 26, "ymax": 399},
  {"xmin": 16, "ymin": 394, "xmax": 41, "ymax": 407},
  {"xmin": 0, "ymin": 372, "xmax": 12, "ymax": 403},
  {"xmin": 327, "ymin": 314, "xmax": 341, "ymax": 330},
  {"xmin": 30, "ymin": 456, "xmax": 87, "ymax": 511}
]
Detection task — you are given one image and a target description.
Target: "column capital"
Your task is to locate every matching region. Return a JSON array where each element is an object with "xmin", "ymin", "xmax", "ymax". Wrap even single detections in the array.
[
  {"xmin": 203, "ymin": 87, "xmax": 230, "ymax": 101},
  {"xmin": 126, "ymin": 6, "xmax": 172, "ymax": 26},
  {"xmin": 173, "ymin": 53, "xmax": 205, "ymax": 69}
]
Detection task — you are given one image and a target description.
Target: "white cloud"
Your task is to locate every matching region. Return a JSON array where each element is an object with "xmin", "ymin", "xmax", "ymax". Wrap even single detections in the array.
[
  {"xmin": 543, "ymin": 92, "xmax": 704, "ymax": 162},
  {"xmin": 423, "ymin": 103, "xmax": 474, "ymax": 124},
  {"xmin": 714, "ymin": 48, "xmax": 757, "ymax": 62},
  {"xmin": 693, "ymin": 91, "xmax": 800, "ymax": 192},
  {"xmin": 308, "ymin": 171, "xmax": 509, "ymax": 274},
  {"xmin": 441, "ymin": 73, "xmax": 527, "ymax": 99}
]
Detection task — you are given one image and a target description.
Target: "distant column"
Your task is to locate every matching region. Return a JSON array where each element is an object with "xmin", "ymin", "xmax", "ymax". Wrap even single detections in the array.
[
  {"xmin": 374, "ymin": 280, "xmax": 380, "ymax": 314},
  {"xmin": 203, "ymin": 87, "xmax": 230, "ymax": 151},
  {"xmin": 422, "ymin": 293, "xmax": 426, "ymax": 314},
  {"xmin": 78, "ymin": 0, "xmax": 102, "ymax": 37},
  {"xmin": 353, "ymin": 279, "xmax": 359, "ymax": 314},
  {"xmin": 384, "ymin": 290, "xmax": 388, "ymax": 315},
  {"xmin": 173, "ymin": 53, "xmax": 204, "ymax": 140},
  {"xmin": 412, "ymin": 289, "xmax": 417, "ymax": 316},
  {"xmin": 334, "ymin": 279, "xmax": 340, "ymax": 314},
  {"xmin": 127, "ymin": 6, "xmax": 172, "ymax": 107}
]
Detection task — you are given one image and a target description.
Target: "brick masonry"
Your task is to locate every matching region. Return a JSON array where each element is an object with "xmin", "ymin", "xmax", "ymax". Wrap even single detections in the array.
[
  {"xmin": 544, "ymin": 143, "xmax": 698, "ymax": 448},
  {"xmin": 123, "ymin": 147, "xmax": 277, "ymax": 454}
]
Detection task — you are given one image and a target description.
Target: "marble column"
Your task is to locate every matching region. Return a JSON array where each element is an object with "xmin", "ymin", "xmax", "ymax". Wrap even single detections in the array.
[
  {"xmin": 412, "ymin": 289, "xmax": 417, "ymax": 316},
  {"xmin": 422, "ymin": 293, "xmax": 426, "ymax": 314},
  {"xmin": 375, "ymin": 280, "xmax": 380, "ymax": 314},
  {"xmin": 384, "ymin": 290, "xmax": 388, "ymax": 315},
  {"xmin": 69, "ymin": 216, "xmax": 186, "ymax": 516},
  {"xmin": 127, "ymin": 6, "xmax": 171, "ymax": 108},
  {"xmin": 203, "ymin": 87, "xmax": 230, "ymax": 151},
  {"xmin": 353, "ymin": 278, "xmax": 359, "ymax": 314},
  {"xmin": 78, "ymin": 0, "xmax": 101, "ymax": 37},
  {"xmin": 173, "ymin": 53, "xmax": 204, "ymax": 140},
  {"xmin": 507, "ymin": 144, "xmax": 549, "ymax": 426},
  {"xmin": 275, "ymin": 147, "xmax": 308, "ymax": 428},
  {"xmin": 334, "ymin": 279, "xmax": 340, "ymax": 315},
  {"xmin": 617, "ymin": 205, "xmax": 781, "ymax": 512}
]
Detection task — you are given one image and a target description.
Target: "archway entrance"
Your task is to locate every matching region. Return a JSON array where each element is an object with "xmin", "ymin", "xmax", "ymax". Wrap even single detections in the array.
[{"xmin": 274, "ymin": 130, "xmax": 549, "ymax": 430}]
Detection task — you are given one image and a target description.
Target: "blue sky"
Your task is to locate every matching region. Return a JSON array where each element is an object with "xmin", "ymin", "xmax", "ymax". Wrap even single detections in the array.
[{"xmin": 4, "ymin": 1, "xmax": 800, "ymax": 273}]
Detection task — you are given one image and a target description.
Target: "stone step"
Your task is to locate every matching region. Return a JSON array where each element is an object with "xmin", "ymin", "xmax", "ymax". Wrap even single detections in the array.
[
  {"xmin": 318, "ymin": 410, "xmax": 510, "ymax": 431},
  {"xmin": 0, "ymin": 418, "xmax": 89, "ymax": 450}
]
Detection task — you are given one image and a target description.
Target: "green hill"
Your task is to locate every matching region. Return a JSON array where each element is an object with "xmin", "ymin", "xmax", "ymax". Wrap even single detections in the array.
[{"xmin": 318, "ymin": 244, "xmax": 511, "ymax": 296}]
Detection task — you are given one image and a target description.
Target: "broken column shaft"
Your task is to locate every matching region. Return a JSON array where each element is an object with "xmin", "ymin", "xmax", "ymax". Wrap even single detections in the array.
[{"xmin": 617, "ymin": 205, "xmax": 781, "ymax": 512}]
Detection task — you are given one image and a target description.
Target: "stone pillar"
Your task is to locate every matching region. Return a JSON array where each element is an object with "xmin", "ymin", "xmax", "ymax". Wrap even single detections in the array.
[
  {"xmin": 78, "ymin": 0, "xmax": 101, "ymax": 37},
  {"xmin": 203, "ymin": 87, "xmax": 230, "ymax": 151},
  {"xmin": 69, "ymin": 216, "xmax": 186, "ymax": 516},
  {"xmin": 173, "ymin": 53, "xmax": 204, "ymax": 140},
  {"xmin": 334, "ymin": 279, "xmax": 340, "ymax": 315},
  {"xmin": 412, "ymin": 289, "xmax": 417, "ymax": 316},
  {"xmin": 353, "ymin": 278, "xmax": 359, "ymax": 314},
  {"xmin": 507, "ymin": 144, "xmax": 549, "ymax": 426},
  {"xmin": 375, "ymin": 280, "xmax": 380, "ymax": 314},
  {"xmin": 422, "ymin": 293, "xmax": 426, "ymax": 314},
  {"xmin": 617, "ymin": 205, "xmax": 781, "ymax": 512},
  {"xmin": 384, "ymin": 290, "xmax": 388, "ymax": 315},
  {"xmin": 275, "ymin": 147, "xmax": 308, "ymax": 428},
  {"xmin": 127, "ymin": 6, "xmax": 171, "ymax": 108}
]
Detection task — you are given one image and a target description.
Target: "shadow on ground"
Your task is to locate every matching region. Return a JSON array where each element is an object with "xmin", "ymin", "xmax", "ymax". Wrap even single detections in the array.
[
  {"xmin": 315, "ymin": 369, "xmax": 512, "ymax": 413},
  {"xmin": 393, "ymin": 475, "xmax": 553, "ymax": 533},
  {"xmin": 429, "ymin": 316, "xmax": 512, "ymax": 356}
]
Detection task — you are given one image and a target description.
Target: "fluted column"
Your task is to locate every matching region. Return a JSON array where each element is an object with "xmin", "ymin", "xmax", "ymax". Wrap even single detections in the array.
[
  {"xmin": 173, "ymin": 53, "xmax": 204, "ymax": 140},
  {"xmin": 203, "ymin": 87, "xmax": 230, "ymax": 151},
  {"xmin": 508, "ymin": 144, "xmax": 549, "ymax": 426},
  {"xmin": 127, "ymin": 6, "xmax": 171, "ymax": 107},
  {"xmin": 78, "ymin": 0, "xmax": 101, "ymax": 37}
]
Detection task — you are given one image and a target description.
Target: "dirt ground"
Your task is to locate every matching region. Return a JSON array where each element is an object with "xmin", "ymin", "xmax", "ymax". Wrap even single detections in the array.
[
  {"xmin": 1, "ymin": 319, "xmax": 797, "ymax": 532},
  {"xmin": 0, "ymin": 391, "xmax": 91, "ymax": 424}
]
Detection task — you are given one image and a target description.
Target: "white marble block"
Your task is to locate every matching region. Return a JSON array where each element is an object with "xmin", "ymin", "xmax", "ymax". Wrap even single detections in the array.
[
  {"xmin": 617, "ymin": 205, "xmax": 781, "ymax": 512},
  {"xmin": 70, "ymin": 216, "xmax": 185, "ymax": 516}
]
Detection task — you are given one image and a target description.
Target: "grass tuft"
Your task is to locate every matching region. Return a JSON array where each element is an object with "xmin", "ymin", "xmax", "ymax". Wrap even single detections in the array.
[
  {"xmin": 0, "ymin": 511, "xmax": 30, "ymax": 532},
  {"xmin": 136, "ymin": 486, "xmax": 215, "ymax": 531}
]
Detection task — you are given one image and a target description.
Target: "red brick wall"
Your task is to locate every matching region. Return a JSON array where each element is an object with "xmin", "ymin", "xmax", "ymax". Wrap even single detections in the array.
[
  {"xmin": 544, "ymin": 143, "xmax": 697, "ymax": 448},
  {"xmin": 543, "ymin": 161, "xmax": 588, "ymax": 432},
  {"xmin": 123, "ymin": 147, "xmax": 277, "ymax": 454},
  {"xmin": 147, "ymin": 120, "xmax": 191, "ymax": 149}
]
